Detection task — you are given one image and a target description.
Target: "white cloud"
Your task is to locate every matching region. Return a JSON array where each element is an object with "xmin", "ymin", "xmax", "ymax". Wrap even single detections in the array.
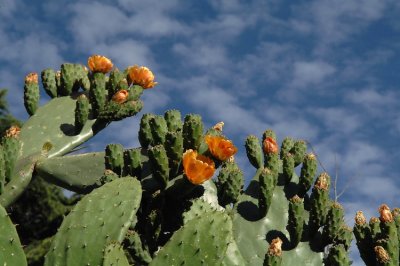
[
  {"xmin": 312, "ymin": 107, "xmax": 362, "ymax": 134},
  {"xmin": 291, "ymin": 61, "xmax": 336, "ymax": 88},
  {"xmin": 346, "ymin": 88, "xmax": 398, "ymax": 110},
  {"xmin": 291, "ymin": 0, "xmax": 391, "ymax": 53}
]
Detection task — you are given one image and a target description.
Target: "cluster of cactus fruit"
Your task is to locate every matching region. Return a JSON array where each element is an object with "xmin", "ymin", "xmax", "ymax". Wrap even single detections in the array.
[{"xmin": 0, "ymin": 55, "xmax": 397, "ymax": 265}]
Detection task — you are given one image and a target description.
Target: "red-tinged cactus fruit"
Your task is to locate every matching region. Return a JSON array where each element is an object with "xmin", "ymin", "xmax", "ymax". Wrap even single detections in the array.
[
  {"xmin": 87, "ymin": 55, "xmax": 113, "ymax": 73},
  {"xmin": 268, "ymin": 237, "xmax": 283, "ymax": 257},
  {"xmin": 25, "ymin": 72, "xmax": 38, "ymax": 84},
  {"xmin": 263, "ymin": 136, "xmax": 278, "ymax": 154},
  {"xmin": 314, "ymin": 172, "xmax": 330, "ymax": 191},
  {"xmin": 111, "ymin": 89, "xmax": 129, "ymax": 104},
  {"xmin": 379, "ymin": 204, "xmax": 393, "ymax": 223},
  {"xmin": 213, "ymin": 121, "xmax": 224, "ymax": 131},
  {"xmin": 4, "ymin": 125, "xmax": 21, "ymax": 138},
  {"xmin": 204, "ymin": 135, "xmax": 238, "ymax": 161},
  {"xmin": 127, "ymin": 65, "xmax": 158, "ymax": 89},
  {"xmin": 355, "ymin": 211, "xmax": 367, "ymax": 225},
  {"xmin": 182, "ymin": 149, "xmax": 215, "ymax": 185},
  {"xmin": 374, "ymin": 246, "xmax": 391, "ymax": 264}
]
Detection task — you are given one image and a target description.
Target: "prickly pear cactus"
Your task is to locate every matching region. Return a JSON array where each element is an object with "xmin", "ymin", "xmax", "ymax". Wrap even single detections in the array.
[{"xmin": 1, "ymin": 54, "xmax": 390, "ymax": 265}]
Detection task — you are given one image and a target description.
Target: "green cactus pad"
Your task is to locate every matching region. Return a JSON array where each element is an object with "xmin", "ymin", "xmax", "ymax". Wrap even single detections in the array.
[
  {"xmin": 215, "ymin": 162, "xmax": 244, "ymax": 206},
  {"xmin": 245, "ymin": 135, "xmax": 264, "ymax": 169},
  {"xmin": 290, "ymin": 140, "xmax": 307, "ymax": 167},
  {"xmin": 232, "ymin": 170, "xmax": 324, "ymax": 265},
  {"xmin": 298, "ymin": 153, "xmax": 317, "ymax": 198},
  {"xmin": 1, "ymin": 134, "xmax": 22, "ymax": 182},
  {"xmin": 148, "ymin": 145, "xmax": 169, "ymax": 188},
  {"xmin": 107, "ymin": 69, "xmax": 126, "ymax": 98},
  {"xmin": 44, "ymin": 177, "xmax": 142, "ymax": 266},
  {"xmin": 74, "ymin": 94, "xmax": 90, "ymax": 134},
  {"xmin": 150, "ymin": 211, "xmax": 233, "ymax": 266},
  {"xmin": 103, "ymin": 242, "xmax": 130, "ymax": 266},
  {"xmin": 0, "ymin": 147, "xmax": 5, "ymax": 194},
  {"xmin": 280, "ymin": 137, "xmax": 294, "ymax": 159},
  {"xmin": 164, "ymin": 109, "xmax": 182, "ymax": 132},
  {"xmin": 123, "ymin": 148, "xmax": 142, "ymax": 178},
  {"xmin": 105, "ymin": 144, "xmax": 125, "ymax": 176},
  {"xmin": 182, "ymin": 198, "xmax": 221, "ymax": 224},
  {"xmin": 41, "ymin": 68, "xmax": 58, "ymax": 98},
  {"xmin": 125, "ymin": 230, "xmax": 152, "ymax": 264},
  {"xmin": 139, "ymin": 113, "xmax": 155, "ymax": 147},
  {"xmin": 182, "ymin": 114, "xmax": 203, "ymax": 150},
  {"xmin": 35, "ymin": 152, "xmax": 105, "ymax": 193},
  {"xmin": 0, "ymin": 204, "xmax": 27, "ymax": 266},
  {"xmin": 165, "ymin": 131, "xmax": 183, "ymax": 177},
  {"xmin": 324, "ymin": 244, "xmax": 351, "ymax": 266},
  {"xmin": 19, "ymin": 96, "xmax": 107, "ymax": 159},
  {"xmin": 150, "ymin": 115, "xmax": 168, "ymax": 146},
  {"xmin": 0, "ymin": 152, "xmax": 41, "ymax": 207},
  {"xmin": 59, "ymin": 63, "xmax": 81, "ymax": 96},
  {"xmin": 24, "ymin": 76, "xmax": 40, "ymax": 116},
  {"xmin": 89, "ymin": 72, "xmax": 107, "ymax": 116}
]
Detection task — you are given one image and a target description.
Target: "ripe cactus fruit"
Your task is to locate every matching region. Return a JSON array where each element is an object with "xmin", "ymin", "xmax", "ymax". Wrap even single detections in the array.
[
  {"xmin": 41, "ymin": 68, "xmax": 58, "ymax": 98},
  {"xmin": 74, "ymin": 94, "xmax": 89, "ymax": 134},
  {"xmin": 375, "ymin": 245, "xmax": 391, "ymax": 265},
  {"xmin": 105, "ymin": 144, "xmax": 125, "ymax": 176},
  {"xmin": 183, "ymin": 114, "xmax": 203, "ymax": 150},
  {"xmin": 245, "ymin": 135, "xmax": 263, "ymax": 169},
  {"xmin": 0, "ymin": 204, "xmax": 27, "ymax": 266},
  {"xmin": 287, "ymin": 195, "xmax": 304, "ymax": 247},
  {"xmin": 44, "ymin": 177, "xmax": 142, "ymax": 266},
  {"xmin": 24, "ymin": 72, "xmax": 40, "ymax": 116}
]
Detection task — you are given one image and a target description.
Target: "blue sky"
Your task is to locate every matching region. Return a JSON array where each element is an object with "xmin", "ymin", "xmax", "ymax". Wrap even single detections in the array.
[{"xmin": 1, "ymin": 0, "xmax": 400, "ymax": 264}]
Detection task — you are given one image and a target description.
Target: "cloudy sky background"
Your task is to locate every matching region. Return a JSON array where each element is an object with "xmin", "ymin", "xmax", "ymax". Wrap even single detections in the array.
[{"xmin": 1, "ymin": 0, "xmax": 400, "ymax": 264}]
